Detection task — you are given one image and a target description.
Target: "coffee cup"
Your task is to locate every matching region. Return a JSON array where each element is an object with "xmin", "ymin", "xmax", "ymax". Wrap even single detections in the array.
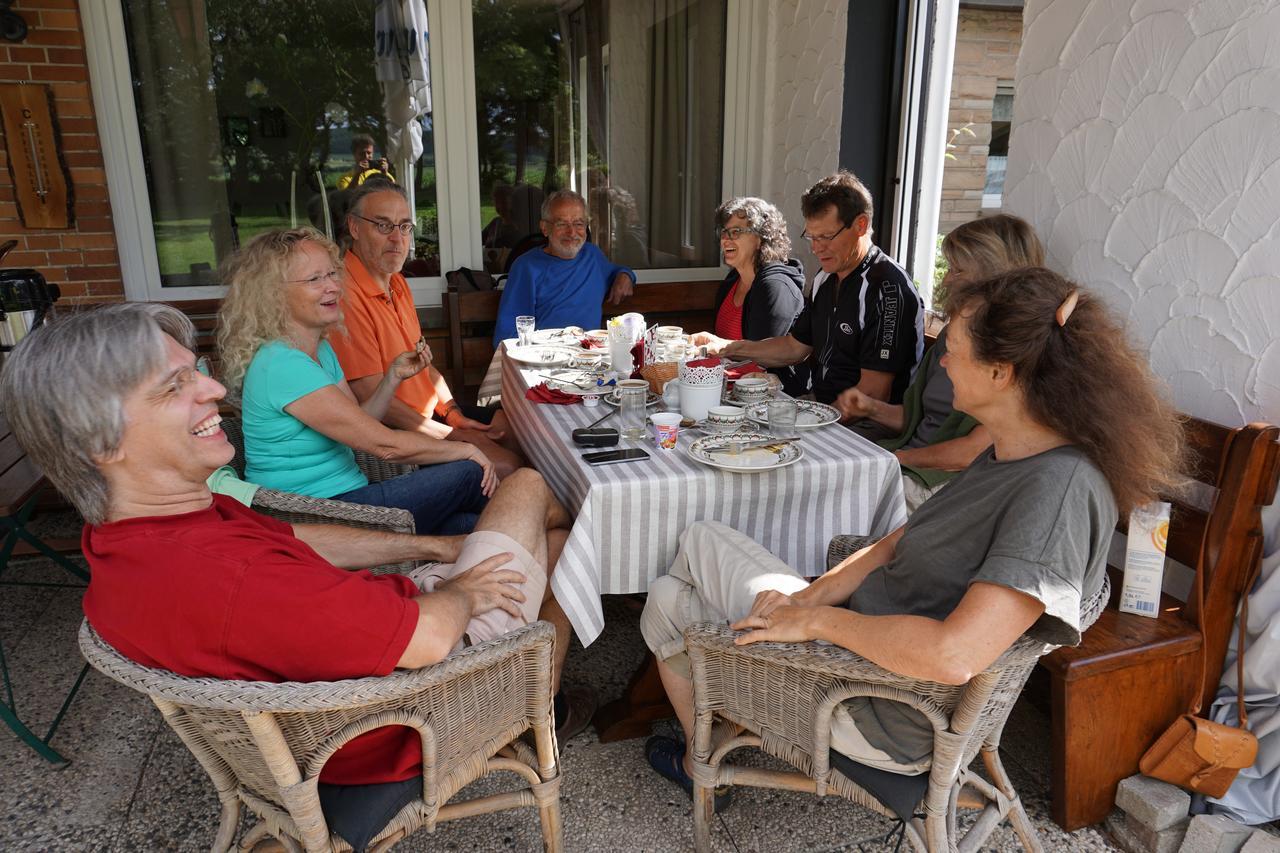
[
  {"xmin": 649, "ymin": 412, "xmax": 682, "ymax": 450},
  {"xmin": 732, "ymin": 376, "xmax": 771, "ymax": 403},
  {"xmin": 705, "ymin": 405, "xmax": 745, "ymax": 433}
]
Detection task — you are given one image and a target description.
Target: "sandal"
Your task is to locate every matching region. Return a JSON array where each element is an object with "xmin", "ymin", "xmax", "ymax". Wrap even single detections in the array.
[{"xmin": 644, "ymin": 734, "xmax": 733, "ymax": 813}]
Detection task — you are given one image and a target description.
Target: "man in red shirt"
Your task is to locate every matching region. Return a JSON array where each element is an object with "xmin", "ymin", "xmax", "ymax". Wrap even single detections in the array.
[
  {"xmin": 0, "ymin": 303, "xmax": 590, "ymax": 790},
  {"xmin": 329, "ymin": 181, "xmax": 524, "ymax": 477}
]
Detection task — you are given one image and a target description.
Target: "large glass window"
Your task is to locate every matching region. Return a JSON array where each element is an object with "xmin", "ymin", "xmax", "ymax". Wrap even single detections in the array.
[
  {"xmin": 472, "ymin": 0, "xmax": 726, "ymax": 274},
  {"xmin": 982, "ymin": 82, "xmax": 1013, "ymax": 210},
  {"xmin": 122, "ymin": 0, "xmax": 439, "ymax": 287}
]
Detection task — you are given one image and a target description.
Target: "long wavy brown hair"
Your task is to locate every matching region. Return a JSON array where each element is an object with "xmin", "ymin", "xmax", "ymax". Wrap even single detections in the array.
[{"xmin": 948, "ymin": 267, "xmax": 1186, "ymax": 515}]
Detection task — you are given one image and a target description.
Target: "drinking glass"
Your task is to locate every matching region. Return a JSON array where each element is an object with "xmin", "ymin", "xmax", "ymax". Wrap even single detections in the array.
[
  {"xmin": 617, "ymin": 380, "xmax": 648, "ymax": 440},
  {"xmin": 515, "ymin": 315, "xmax": 536, "ymax": 347},
  {"xmin": 767, "ymin": 399, "xmax": 798, "ymax": 437}
]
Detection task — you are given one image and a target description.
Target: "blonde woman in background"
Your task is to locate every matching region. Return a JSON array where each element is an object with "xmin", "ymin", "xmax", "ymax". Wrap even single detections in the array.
[{"xmin": 836, "ymin": 214, "xmax": 1045, "ymax": 512}]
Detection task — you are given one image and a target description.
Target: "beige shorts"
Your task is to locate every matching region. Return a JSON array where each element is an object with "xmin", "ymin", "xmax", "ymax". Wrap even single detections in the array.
[{"xmin": 408, "ymin": 529, "xmax": 546, "ymax": 648}]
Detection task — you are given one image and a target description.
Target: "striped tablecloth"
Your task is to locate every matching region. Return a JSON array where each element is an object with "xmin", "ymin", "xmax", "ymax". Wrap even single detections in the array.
[{"xmin": 501, "ymin": 349, "xmax": 908, "ymax": 646}]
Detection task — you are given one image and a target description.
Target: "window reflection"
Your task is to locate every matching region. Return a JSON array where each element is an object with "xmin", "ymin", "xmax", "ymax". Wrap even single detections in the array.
[
  {"xmin": 122, "ymin": 0, "xmax": 439, "ymax": 286},
  {"xmin": 473, "ymin": 0, "xmax": 726, "ymax": 274}
]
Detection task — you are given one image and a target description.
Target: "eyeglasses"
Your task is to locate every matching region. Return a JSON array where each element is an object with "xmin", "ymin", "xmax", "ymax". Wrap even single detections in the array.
[
  {"xmin": 800, "ymin": 223, "xmax": 850, "ymax": 247},
  {"xmin": 352, "ymin": 213, "xmax": 416, "ymax": 236},
  {"xmin": 285, "ymin": 268, "xmax": 343, "ymax": 286},
  {"xmin": 548, "ymin": 218, "xmax": 589, "ymax": 232},
  {"xmin": 195, "ymin": 356, "xmax": 211, "ymax": 377},
  {"xmin": 716, "ymin": 226, "xmax": 757, "ymax": 240}
]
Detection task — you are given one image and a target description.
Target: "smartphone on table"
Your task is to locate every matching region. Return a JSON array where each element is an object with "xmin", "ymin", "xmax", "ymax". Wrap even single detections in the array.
[{"xmin": 582, "ymin": 448, "xmax": 650, "ymax": 466}]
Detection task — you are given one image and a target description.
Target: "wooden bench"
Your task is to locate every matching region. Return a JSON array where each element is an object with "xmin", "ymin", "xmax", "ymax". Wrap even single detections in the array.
[
  {"xmin": 1041, "ymin": 416, "xmax": 1280, "ymax": 830},
  {"xmin": 442, "ymin": 279, "xmax": 723, "ymax": 401}
]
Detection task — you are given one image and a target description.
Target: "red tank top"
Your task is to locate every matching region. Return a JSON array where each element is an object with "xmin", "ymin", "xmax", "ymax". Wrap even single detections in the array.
[{"xmin": 715, "ymin": 282, "xmax": 744, "ymax": 340}]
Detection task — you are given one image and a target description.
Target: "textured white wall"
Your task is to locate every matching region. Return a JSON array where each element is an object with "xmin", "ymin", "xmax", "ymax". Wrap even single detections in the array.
[{"xmin": 1005, "ymin": 0, "xmax": 1280, "ymax": 425}]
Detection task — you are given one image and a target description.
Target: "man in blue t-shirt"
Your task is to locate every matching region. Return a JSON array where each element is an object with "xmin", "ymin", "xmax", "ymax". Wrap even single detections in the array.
[{"xmin": 493, "ymin": 190, "xmax": 636, "ymax": 344}]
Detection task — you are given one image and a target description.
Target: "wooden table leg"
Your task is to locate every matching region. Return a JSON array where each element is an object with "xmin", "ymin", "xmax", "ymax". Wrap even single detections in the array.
[{"xmin": 593, "ymin": 652, "xmax": 674, "ymax": 743}]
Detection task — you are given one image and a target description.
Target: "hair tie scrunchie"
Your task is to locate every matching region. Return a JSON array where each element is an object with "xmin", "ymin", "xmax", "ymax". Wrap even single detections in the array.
[{"xmin": 1055, "ymin": 290, "xmax": 1079, "ymax": 327}]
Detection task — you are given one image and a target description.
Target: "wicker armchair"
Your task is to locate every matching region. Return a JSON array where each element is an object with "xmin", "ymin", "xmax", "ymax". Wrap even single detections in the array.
[
  {"xmin": 79, "ymin": 619, "xmax": 563, "ymax": 852},
  {"xmin": 683, "ymin": 539, "xmax": 1111, "ymax": 852}
]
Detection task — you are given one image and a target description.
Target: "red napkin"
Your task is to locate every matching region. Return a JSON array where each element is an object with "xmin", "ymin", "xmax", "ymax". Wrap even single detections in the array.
[
  {"xmin": 685, "ymin": 356, "xmax": 721, "ymax": 369},
  {"xmin": 725, "ymin": 361, "xmax": 761, "ymax": 381},
  {"xmin": 525, "ymin": 383, "xmax": 581, "ymax": 405},
  {"xmin": 579, "ymin": 337, "xmax": 606, "ymax": 350}
]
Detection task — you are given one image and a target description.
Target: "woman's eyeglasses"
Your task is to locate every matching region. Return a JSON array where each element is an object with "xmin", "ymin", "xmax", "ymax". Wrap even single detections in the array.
[
  {"xmin": 285, "ymin": 269, "xmax": 343, "ymax": 286},
  {"xmin": 716, "ymin": 226, "xmax": 756, "ymax": 240},
  {"xmin": 352, "ymin": 213, "xmax": 416, "ymax": 236}
]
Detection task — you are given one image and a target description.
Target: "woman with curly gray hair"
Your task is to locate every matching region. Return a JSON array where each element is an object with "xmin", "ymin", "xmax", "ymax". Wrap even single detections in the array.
[{"xmin": 692, "ymin": 197, "xmax": 807, "ymax": 395}]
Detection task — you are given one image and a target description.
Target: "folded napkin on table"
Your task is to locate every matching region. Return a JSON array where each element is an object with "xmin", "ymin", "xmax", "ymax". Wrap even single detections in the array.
[
  {"xmin": 725, "ymin": 361, "xmax": 761, "ymax": 381},
  {"xmin": 526, "ymin": 383, "xmax": 581, "ymax": 405},
  {"xmin": 684, "ymin": 356, "xmax": 721, "ymax": 370}
]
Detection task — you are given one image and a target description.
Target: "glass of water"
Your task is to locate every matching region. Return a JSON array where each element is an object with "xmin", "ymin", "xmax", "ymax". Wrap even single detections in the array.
[
  {"xmin": 616, "ymin": 379, "xmax": 649, "ymax": 440},
  {"xmin": 515, "ymin": 315, "xmax": 536, "ymax": 347},
  {"xmin": 767, "ymin": 399, "xmax": 798, "ymax": 437}
]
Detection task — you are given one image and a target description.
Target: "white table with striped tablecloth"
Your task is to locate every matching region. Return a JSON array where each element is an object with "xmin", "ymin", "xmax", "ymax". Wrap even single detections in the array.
[{"xmin": 501, "ymin": 349, "xmax": 908, "ymax": 647}]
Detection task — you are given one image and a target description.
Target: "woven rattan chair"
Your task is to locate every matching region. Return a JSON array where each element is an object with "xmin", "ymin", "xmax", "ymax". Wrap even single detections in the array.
[
  {"xmin": 79, "ymin": 619, "xmax": 563, "ymax": 852},
  {"xmin": 683, "ymin": 534, "xmax": 1111, "ymax": 852}
]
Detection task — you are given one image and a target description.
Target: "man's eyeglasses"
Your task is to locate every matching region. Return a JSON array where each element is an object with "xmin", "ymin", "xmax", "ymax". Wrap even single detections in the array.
[
  {"xmin": 716, "ymin": 226, "xmax": 756, "ymax": 240},
  {"xmin": 352, "ymin": 213, "xmax": 416, "ymax": 236},
  {"xmin": 800, "ymin": 223, "xmax": 850, "ymax": 247},
  {"xmin": 285, "ymin": 268, "xmax": 343, "ymax": 286},
  {"xmin": 548, "ymin": 218, "xmax": 589, "ymax": 232}
]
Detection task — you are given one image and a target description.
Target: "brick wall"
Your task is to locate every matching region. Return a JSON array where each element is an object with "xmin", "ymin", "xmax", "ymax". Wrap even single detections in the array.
[
  {"xmin": 938, "ymin": 6, "xmax": 1022, "ymax": 235},
  {"xmin": 0, "ymin": 0, "xmax": 124, "ymax": 303}
]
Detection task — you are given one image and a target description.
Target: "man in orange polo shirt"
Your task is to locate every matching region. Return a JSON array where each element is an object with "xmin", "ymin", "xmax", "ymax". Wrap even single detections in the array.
[{"xmin": 330, "ymin": 182, "xmax": 523, "ymax": 477}]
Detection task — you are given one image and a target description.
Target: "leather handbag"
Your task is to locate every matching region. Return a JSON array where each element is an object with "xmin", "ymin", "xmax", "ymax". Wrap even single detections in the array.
[{"xmin": 1139, "ymin": 433, "xmax": 1259, "ymax": 798}]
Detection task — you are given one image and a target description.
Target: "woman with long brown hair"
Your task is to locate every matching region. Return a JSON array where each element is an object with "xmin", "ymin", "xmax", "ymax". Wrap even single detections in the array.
[{"xmin": 639, "ymin": 266, "xmax": 1184, "ymax": 804}]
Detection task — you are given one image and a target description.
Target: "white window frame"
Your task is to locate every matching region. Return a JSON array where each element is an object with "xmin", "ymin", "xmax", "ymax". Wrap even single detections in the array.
[{"xmin": 83, "ymin": 0, "xmax": 759, "ymax": 303}]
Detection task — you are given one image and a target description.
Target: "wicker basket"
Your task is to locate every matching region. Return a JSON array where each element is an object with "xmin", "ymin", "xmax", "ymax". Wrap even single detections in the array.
[{"xmin": 639, "ymin": 362, "xmax": 678, "ymax": 395}]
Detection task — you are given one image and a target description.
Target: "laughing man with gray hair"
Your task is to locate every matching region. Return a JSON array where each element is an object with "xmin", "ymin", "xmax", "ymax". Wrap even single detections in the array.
[{"xmin": 0, "ymin": 304, "xmax": 597, "ymax": 807}]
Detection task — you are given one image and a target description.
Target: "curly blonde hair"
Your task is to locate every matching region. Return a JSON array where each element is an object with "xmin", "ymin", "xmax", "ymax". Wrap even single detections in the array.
[{"xmin": 216, "ymin": 226, "xmax": 341, "ymax": 401}]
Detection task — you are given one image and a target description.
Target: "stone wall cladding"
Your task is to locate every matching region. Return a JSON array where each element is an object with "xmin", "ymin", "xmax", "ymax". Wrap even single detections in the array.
[
  {"xmin": 1005, "ymin": 0, "xmax": 1280, "ymax": 424},
  {"xmin": 938, "ymin": 6, "xmax": 1022, "ymax": 234},
  {"xmin": 0, "ymin": 0, "xmax": 124, "ymax": 303}
]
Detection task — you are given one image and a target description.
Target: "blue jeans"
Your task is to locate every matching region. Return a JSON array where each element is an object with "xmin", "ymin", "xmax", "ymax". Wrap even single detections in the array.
[{"xmin": 334, "ymin": 460, "xmax": 488, "ymax": 535}]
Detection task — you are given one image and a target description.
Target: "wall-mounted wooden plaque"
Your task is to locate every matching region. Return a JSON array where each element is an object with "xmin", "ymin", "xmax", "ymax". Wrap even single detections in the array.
[{"xmin": 0, "ymin": 83, "xmax": 75, "ymax": 229}]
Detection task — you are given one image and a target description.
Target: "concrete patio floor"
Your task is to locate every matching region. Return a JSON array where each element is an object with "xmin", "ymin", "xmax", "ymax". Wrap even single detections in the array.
[{"xmin": 1, "ymin": 515, "xmax": 1124, "ymax": 852}]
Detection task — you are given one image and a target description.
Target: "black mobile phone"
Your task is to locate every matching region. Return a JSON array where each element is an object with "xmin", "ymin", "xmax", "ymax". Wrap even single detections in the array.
[{"xmin": 582, "ymin": 448, "xmax": 650, "ymax": 466}]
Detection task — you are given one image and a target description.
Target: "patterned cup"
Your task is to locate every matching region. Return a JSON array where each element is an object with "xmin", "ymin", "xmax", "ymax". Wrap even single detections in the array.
[
  {"xmin": 705, "ymin": 405, "xmax": 745, "ymax": 433},
  {"xmin": 732, "ymin": 377, "xmax": 771, "ymax": 403}
]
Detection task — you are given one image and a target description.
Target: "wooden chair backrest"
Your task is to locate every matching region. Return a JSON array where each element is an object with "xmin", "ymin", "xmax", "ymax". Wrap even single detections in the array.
[{"xmin": 1162, "ymin": 417, "xmax": 1280, "ymax": 706}]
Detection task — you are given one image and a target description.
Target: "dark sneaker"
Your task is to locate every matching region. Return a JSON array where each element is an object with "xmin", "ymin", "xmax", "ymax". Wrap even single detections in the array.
[
  {"xmin": 644, "ymin": 734, "xmax": 733, "ymax": 813},
  {"xmin": 555, "ymin": 683, "xmax": 597, "ymax": 743}
]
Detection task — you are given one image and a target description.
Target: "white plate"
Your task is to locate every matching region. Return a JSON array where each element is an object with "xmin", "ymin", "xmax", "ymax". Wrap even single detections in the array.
[
  {"xmin": 507, "ymin": 344, "xmax": 581, "ymax": 367},
  {"xmin": 529, "ymin": 327, "xmax": 585, "ymax": 344},
  {"xmin": 603, "ymin": 388, "xmax": 661, "ymax": 407},
  {"xmin": 743, "ymin": 399, "xmax": 840, "ymax": 431},
  {"xmin": 686, "ymin": 431, "xmax": 804, "ymax": 473}
]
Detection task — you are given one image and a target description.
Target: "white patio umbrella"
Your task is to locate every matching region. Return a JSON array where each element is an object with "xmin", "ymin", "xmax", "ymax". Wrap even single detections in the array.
[{"xmin": 374, "ymin": 0, "xmax": 431, "ymax": 220}]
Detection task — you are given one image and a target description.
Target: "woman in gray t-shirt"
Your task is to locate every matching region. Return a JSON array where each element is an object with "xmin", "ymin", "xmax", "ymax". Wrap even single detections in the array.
[{"xmin": 640, "ymin": 267, "xmax": 1187, "ymax": 796}]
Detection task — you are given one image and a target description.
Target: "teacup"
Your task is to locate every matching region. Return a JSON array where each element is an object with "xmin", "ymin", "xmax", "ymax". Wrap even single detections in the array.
[
  {"xmin": 705, "ymin": 405, "xmax": 745, "ymax": 433},
  {"xmin": 571, "ymin": 351, "xmax": 605, "ymax": 370},
  {"xmin": 732, "ymin": 377, "xmax": 771, "ymax": 403},
  {"xmin": 585, "ymin": 329, "xmax": 609, "ymax": 346}
]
